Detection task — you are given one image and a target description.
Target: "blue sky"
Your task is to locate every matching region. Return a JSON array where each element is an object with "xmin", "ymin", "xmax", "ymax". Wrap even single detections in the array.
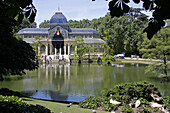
[{"xmin": 33, "ymin": 0, "xmax": 151, "ymax": 26}]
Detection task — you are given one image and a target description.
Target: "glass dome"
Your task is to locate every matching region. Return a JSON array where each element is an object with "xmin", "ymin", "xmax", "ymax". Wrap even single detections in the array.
[{"xmin": 50, "ymin": 12, "xmax": 68, "ymax": 24}]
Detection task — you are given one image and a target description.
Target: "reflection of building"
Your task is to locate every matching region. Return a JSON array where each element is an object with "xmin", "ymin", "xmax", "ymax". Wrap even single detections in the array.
[{"xmin": 18, "ymin": 12, "xmax": 105, "ymax": 60}]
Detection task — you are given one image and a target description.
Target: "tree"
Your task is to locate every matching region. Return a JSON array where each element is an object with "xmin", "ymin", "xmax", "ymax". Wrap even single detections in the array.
[
  {"xmin": 0, "ymin": 0, "xmax": 38, "ymax": 80},
  {"xmin": 14, "ymin": 18, "xmax": 37, "ymax": 33},
  {"xmin": 93, "ymin": 0, "xmax": 170, "ymax": 39},
  {"xmin": 39, "ymin": 20, "xmax": 50, "ymax": 28},
  {"xmin": 99, "ymin": 9, "xmax": 147, "ymax": 56},
  {"xmin": 72, "ymin": 36, "xmax": 87, "ymax": 63},
  {"xmin": 30, "ymin": 36, "xmax": 43, "ymax": 56},
  {"xmin": 140, "ymin": 27, "xmax": 170, "ymax": 82},
  {"xmin": 85, "ymin": 44, "xmax": 97, "ymax": 62}
]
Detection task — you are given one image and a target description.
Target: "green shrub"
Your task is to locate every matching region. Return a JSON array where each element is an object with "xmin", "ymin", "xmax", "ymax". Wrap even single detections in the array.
[
  {"xmin": 138, "ymin": 97, "xmax": 150, "ymax": 107},
  {"xmin": 104, "ymin": 104, "xmax": 118, "ymax": 112},
  {"xmin": 79, "ymin": 96, "xmax": 104, "ymax": 109},
  {"xmin": 161, "ymin": 96, "xmax": 170, "ymax": 109},
  {"xmin": 0, "ymin": 95, "xmax": 51, "ymax": 113},
  {"xmin": 121, "ymin": 105, "xmax": 133, "ymax": 113},
  {"xmin": 80, "ymin": 82, "xmax": 170, "ymax": 112},
  {"xmin": 102, "ymin": 81, "xmax": 160, "ymax": 104},
  {"xmin": 79, "ymin": 96, "xmax": 118, "ymax": 111},
  {"xmin": 102, "ymin": 56, "xmax": 115, "ymax": 63},
  {"xmin": 143, "ymin": 108, "xmax": 152, "ymax": 113}
]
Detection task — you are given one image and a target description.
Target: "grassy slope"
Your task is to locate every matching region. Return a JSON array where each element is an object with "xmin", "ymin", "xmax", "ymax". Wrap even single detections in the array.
[{"xmin": 23, "ymin": 98, "xmax": 109, "ymax": 113}]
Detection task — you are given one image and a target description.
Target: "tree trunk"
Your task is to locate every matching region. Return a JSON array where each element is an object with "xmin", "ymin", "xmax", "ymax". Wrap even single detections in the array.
[
  {"xmin": 88, "ymin": 52, "xmax": 91, "ymax": 63},
  {"xmin": 78, "ymin": 55, "xmax": 81, "ymax": 64},
  {"xmin": 0, "ymin": 74, "xmax": 4, "ymax": 81}
]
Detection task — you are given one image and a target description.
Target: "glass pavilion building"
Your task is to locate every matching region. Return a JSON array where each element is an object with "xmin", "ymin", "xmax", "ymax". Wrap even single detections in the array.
[{"xmin": 18, "ymin": 12, "xmax": 105, "ymax": 60}]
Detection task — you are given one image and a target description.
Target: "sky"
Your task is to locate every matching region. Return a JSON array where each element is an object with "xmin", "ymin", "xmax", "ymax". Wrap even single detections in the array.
[{"xmin": 33, "ymin": 0, "xmax": 151, "ymax": 27}]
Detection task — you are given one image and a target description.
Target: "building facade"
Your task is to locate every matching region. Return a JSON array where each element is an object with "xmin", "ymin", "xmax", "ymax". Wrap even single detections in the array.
[{"xmin": 18, "ymin": 12, "xmax": 105, "ymax": 60}]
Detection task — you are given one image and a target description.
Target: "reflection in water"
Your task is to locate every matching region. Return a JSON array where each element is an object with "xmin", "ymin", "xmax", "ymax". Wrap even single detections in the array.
[{"xmin": 0, "ymin": 63, "xmax": 169, "ymax": 102}]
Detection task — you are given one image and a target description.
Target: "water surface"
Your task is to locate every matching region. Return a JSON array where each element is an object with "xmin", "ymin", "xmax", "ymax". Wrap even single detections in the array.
[{"xmin": 0, "ymin": 63, "xmax": 169, "ymax": 102}]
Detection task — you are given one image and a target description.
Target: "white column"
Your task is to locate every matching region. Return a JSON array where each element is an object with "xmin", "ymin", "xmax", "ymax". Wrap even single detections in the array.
[
  {"xmin": 55, "ymin": 48, "xmax": 57, "ymax": 59},
  {"xmin": 50, "ymin": 44, "xmax": 52, "ymax": 55},
  {"xmin": 68, "ymin": 44, "xmax": 70, "ymax": 55},
  {"xmin": 45, "ymin": 44, "xmax": 48, "ymax": 55},
  {"xmin": 64, "ymin": 44, "xmax": 66, "ymax": 55},
  {"xmin": 38, "ymin": 46, "xmax": 40, "ymax": 56}
]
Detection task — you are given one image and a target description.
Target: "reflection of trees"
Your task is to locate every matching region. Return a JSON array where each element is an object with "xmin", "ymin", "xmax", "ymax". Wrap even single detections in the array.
[
  {"xmin": 70, "ymin": 64, "xmax": 104, "ymax": 95},
  {"xmin": 0, "ymin": 63, "xmax": 169, "ymax": 101}
]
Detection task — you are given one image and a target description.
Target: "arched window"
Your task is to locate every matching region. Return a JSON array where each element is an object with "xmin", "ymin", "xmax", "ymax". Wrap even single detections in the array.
[{"xmin": 40, "ymin": 45, "xmax": 45, "ymax": 54}]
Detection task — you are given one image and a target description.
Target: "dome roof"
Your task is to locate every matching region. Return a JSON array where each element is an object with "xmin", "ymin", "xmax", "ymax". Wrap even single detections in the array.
[{"xmin": 50, "ymin": 12, "xmax": 68, "ymax": 24}]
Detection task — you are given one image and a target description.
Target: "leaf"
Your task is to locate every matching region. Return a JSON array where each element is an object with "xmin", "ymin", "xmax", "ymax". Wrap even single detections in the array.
[
  {"xmin": 28, "ymin": 10, "xmax": 36, "ymax": 23},
  {"xmin": 133, "ymin": 0, "xmax": 140, "ymax": 4},
  {"xmin": 123, "ymin": 0, "xmax": 130, "ymax": 3},
  {"xmin": 109, "ymin": 0, "xmax": 130, "ymax": 17},
  {"xmin": 18, "ymin": 13, "xmax": 24, "ymax": 24},
  {"xmin": 143, "ymin": 1, "xmax": 152, "ymax": 10},
  {"xmin": 7, "ymin": 7, "xmax": 19, "ymax": 18},
  {"xmin": 25, "ymin": 9, "xmax": 31, "ymax": 18}
]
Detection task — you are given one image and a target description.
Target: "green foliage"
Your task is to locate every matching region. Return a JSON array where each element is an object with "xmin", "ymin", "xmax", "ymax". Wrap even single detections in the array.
[
  {"xmin": 121, "ymin": 105, "xmax": 133, "ymax": 113},
  {"xmin": 0, "ymin": 0, "xmax": 38, "ymax": 80},
  {"xmin": 30, "ymin": 36, "xmax": 43, "ymax": 56},
  {"xmin": 104, "ymin": 104, "xmax": 118, "ymax": 112},
  {"xmin": 140, "ymin": 27, "xmax": 170, "ymax": 80},
  {"xmin": 161, "ymin": 96, "xmax": 170, "ymax": 109},
  {"xmin": 72, "ymin": 36, "xmax": 87, "ymax": 59},
  {"xmin": 143, "ymin": 108, "xmax": 152, "ymax": 113},
  {"xmin": 0, "ymin": 95, "xmax": 51, "ymax": 113},
  {"xmin": 102, "ymin": 81, "xmax": 160, "ymax": 104},
  {"xmin": 80, "ymin": 81, "xmax": 166, "ymax": 112},
  {"xmin": 79, "ymin": 96, "xmax": 118, "ymax": 112},
  {"xmin": 102, "ymin": 56, "xmax": 115, "ymax": 63},
  {"xmin": 1, "ymin": 0, "xmax": 36, "ymax": 24},
  {"xmin": 138, "ymin": 98, "xmax": 150, "ymax": 107},
  {"xmin": 100, "ymin": 11, "xmax": 147, "ymax": 56},
  {"xmin": 95, "ymin": 0, "xmax": 170, "ymax": 39},
  {"xmin": 39, "ymin": 20, "xmax": 50, "ymax": 28},
  {"xmin": 14, "ymin": 18, "xmax": 37, "ymax": 33},
  {"xmin": 0, "ymin": 36, "xmax": 38, "ymax": 79},
  {"xmin": 79, "ymin": 96, "xmax": 105, "ymax": 109},
  {"xmin": 68, "ymin": 18, "xmax": 103, "ymax": 30}
]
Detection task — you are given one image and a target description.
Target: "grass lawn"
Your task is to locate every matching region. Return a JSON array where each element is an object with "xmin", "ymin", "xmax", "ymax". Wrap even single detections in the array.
[{"xmin": 23, "ymin": 98, "xmax": 109, "ymax": 113}]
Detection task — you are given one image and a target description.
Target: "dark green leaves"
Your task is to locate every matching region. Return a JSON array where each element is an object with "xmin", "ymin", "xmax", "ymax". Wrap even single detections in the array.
[
  {"xmin": 107, "ymin": 0, "xmax": 170, "ymax": 39},
  {"xmin": 18, "ymin": 13, "xmax": 24, "ymax": 24},
  {"xmin": 29, "ymin": 9, "xmax": 37, "ymax": 23},
  {"xmin": 109, "ymin": 0, "xmax": 130, "ymax": 17},
  {"xmin": 0, "ymin": 95, "xmax": 51, "ymax": 113},
  {"xmin": 123, "ymin": 0, "xmax": 130, "ymax": 3},
  {"xmin": 144, "ymin": 19, "xmax": 165, "ymax": 40},
  {"xmin": 133, "ymin": 0, "xmax": 140, "ymax": 4}
]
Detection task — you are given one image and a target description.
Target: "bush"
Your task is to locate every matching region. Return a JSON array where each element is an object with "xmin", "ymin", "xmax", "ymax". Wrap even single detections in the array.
[
  {"xmin": 143, "ymin": 108, "xmax": 152, "ymax": 113},
  {"xmin": 79, "ymin": 96, "xmax": 105, "ymax": 109},
  {"xmin": 138, "ymin": 97, "xmax": 150, "ymax": 107},
  {"xmin": 79, "ymin": 81, "xmax": 170, "ymax": 112},
  {"xmin": 79, "ymin": 96, "xmax": 118, "ymax": 111},
  {"xmin": 0, "ymin": 95, "xmax": 51, "ymax": 113},
  {"xmin": 102, "ymin": 56, "xmax": 115, "ymax": 63},
  {"xmin": 161, "ymin": 96, "xmax": 170, "ymax": 109},
  {"xmin": 102, "ymin": 81, "xmax": 160, "ymax": 104},
  {"xmin": 104, "ymin": 104, "xmax": 118, "ymax": 112},
  {"xmin": 121, "ymin": 105, "xmax": 133, "ymax": 113}
]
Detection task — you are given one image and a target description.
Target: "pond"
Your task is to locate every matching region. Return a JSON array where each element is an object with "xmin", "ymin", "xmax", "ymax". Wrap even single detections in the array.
[{"xmin": 0, "ymin": 63, "xmax": 169, "ymax": 102}]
